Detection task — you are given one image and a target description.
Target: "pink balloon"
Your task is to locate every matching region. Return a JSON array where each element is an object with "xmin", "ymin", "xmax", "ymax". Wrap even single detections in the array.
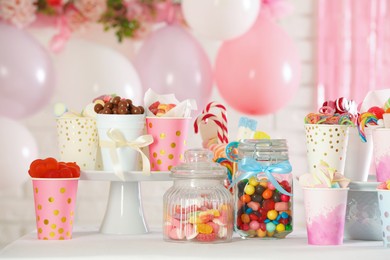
[
  {"xmin": 0, "ymin": 23, "xmax": 55, "ymax": 119},
  {"xmin": 134, "ymin": 25, "xmax": 213, "ymax": 110},
  {"xmin": 0, "ymin": 116, "xmax": 38, "ymax": 190},
  {"xmin": 215, "ymin": 10, "xmax": 301, "ymax": 115}
]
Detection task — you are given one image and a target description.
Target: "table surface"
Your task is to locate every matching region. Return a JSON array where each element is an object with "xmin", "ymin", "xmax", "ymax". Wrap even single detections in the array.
[{"xmin": 1, "ymin": 227, "xmax": 389, "ymax": 260}]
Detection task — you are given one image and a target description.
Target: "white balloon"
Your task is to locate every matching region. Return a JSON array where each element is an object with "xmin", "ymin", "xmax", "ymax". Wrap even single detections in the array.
[
  {"xmin": 0, "ymin": 117, "xmax": 38, "ymax": 189},
  {"xmin": 182, "ymin": 0, "xmax": 261, "ymax": 41},
  {"xmin": 54, "ymin": 39, "xmax": 143, "ymax": 111}
]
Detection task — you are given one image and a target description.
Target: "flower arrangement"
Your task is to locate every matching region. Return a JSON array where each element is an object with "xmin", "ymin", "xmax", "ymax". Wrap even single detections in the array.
[{"xmin": 0, "ymin": 0, "xmax": 182, "ymax": 43}]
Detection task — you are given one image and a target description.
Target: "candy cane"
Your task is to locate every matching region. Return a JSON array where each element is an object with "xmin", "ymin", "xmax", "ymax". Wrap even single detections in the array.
[
  {"xmin": 194, "ymin": 113, "xmax": 225, "ymax": 144},
  {"xmin": 202, "ymin": 102, "xmax": 228, "ymax": 143}
]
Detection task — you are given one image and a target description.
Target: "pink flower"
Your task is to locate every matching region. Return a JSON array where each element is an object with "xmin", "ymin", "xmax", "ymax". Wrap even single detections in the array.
[
  {"xmin": 74, "ymin": 0, "xmax": 106, "ymax": 22},
  {"xmin": 0, "ymin": 0, "xmax": 37, "ymax": 28}
]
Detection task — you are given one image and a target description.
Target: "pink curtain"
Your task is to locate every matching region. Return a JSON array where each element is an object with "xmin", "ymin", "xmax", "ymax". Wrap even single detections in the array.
[{"xmin": 317, "ymin": 0, "xmax": 390, "ymax": 107}]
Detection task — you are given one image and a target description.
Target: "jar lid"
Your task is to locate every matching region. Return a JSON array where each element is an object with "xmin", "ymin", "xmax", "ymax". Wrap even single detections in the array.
[
  {"xmin": 226, "ymin": 139, "xmax": 289, "ymax": 162},
  {"xmin": 170, "ymin": 148, "xmax": 227, "ymax": 179}
]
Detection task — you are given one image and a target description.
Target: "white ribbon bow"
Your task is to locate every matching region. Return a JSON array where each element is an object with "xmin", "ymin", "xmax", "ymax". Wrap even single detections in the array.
[{"xmin": 99, "ymin": 128, "xmax": 154, "ymax": 181}]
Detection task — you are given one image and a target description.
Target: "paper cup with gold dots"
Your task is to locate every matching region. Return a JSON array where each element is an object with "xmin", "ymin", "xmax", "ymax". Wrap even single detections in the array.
[
  {"xmin": 377, "ymin": 189, "xmax": 390, "ymax": 247},
  {"xmin": 32, "ymin": 178, "xmax": 79, "ymax": 240},
  {"xmin": 56, "ymin": 117, "xmax": 101, "ymax": 170},
  {"xmin": 304, "ymin": 124, "xmax": 350, "ymax": 174},
  {"xmin": 146, "ymin": 117, "xmax": 190, "ymax": 171}
]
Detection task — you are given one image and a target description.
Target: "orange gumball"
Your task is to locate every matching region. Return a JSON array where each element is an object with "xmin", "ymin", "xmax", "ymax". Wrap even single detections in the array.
[
  {"xmin": 240, "ymin": 194, "xmax": 251, "ymax": 203},
  {"xmin": 262, "ymin": 189, "xmax": 273, "ymax": 200}
]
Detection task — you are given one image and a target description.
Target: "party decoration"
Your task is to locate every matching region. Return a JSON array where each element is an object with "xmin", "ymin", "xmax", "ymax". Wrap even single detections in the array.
[
  {"xmin": 54, "ymin": 39, "xmax": 142, "ymax": 112},
  {"xmin": 215, "ymin": 10, "xmax": 301, "ymax": 115},
  {"xmin": 0, "ymin": 23, "xmax": 55, "ymax": 119},
  {"xmin": 181, "ymin": 0, "xmax": 260, "ymax": 41},
  {"xmin": 0, "ymin": 116, "xmax": 38, "ymax": 190},
  {"xmin": 134, "ymin": 24, "xmax": 213, "ymax": 110},
  {"xmin": 0, "ymin": 0, "xmax": 183, "ymax": 49}
]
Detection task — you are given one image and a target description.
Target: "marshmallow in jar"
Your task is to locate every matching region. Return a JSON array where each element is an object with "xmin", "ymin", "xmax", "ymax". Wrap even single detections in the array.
[{"xmin": 163, "ymin": 149, "xmax": 233, "ymax": 243}]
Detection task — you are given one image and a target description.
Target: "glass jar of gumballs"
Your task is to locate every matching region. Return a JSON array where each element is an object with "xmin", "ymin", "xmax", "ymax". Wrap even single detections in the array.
[
  {"xmin": 163, "ymin": 149, "xmax": 234, "ymax": 243},
  {"xmin": 226, "ymin": 139, "xmax": 293, "ymax": 239}
]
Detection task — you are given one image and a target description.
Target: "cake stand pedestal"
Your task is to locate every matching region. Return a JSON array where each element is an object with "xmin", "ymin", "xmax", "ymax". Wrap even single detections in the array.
[{"xmin": 80, "ymin": 170, "xmax": 171, "ymax": 235}]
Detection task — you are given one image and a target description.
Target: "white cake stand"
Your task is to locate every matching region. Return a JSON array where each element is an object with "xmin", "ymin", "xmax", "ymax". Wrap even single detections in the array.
[{"xmin": 80, "ymin": 170, "xmax": 171, "ymax": 235}]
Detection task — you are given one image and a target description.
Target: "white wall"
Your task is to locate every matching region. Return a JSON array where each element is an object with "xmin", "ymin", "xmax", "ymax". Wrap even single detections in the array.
[{"xmin": 0, "ymin": 0, "xmax": 316, "ymax": 248}]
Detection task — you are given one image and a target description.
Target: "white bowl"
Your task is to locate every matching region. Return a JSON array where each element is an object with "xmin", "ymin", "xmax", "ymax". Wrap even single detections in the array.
[{"xmin": 344, "ymin": 181, "xmax": 382, "ymax": 241}]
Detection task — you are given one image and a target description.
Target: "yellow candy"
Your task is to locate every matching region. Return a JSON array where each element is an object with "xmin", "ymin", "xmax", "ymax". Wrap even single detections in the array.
[
  {"xmin": 248, "ymin": 177, "xmax": 259, "ymax": 187},
  {"xmin": 267, "ymin": 210, "xmax": 278, "ymax": 221},
  {"xmin": 256, "ymin": 229, "xmax": 267, "ymax": 237},
  {"xmin": 197, "ymin": 223, "xmax": 213, "ymax": 234},
  {"xmin": 244, "ymin": 184, "xmax": 255, "ymax": 195},
  {"xmin": 387, "ymin": 183, "xmax": 390, "ymax": 190},
  {"xmin": 254, "ymin": 131, "xmax": 270, "ymax": 139},
  {"xmin": 276, "ymin": 223, "xmax": 285, "ymax": 232}
]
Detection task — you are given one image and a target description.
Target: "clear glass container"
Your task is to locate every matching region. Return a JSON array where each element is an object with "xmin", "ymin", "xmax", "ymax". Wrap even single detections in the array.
[
  {"xmin": 163, "ymin": 148, "xmax": 234, "ymax": 243},
  {"xmin": 231, "ymin": 139, "xmax": 293, "ymax": 239}
]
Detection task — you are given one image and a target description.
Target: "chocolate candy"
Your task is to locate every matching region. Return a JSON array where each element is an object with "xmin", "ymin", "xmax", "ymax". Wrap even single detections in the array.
[{"xmin": 94, "ymin": 95, "xmax": 144, "ymax": 115}]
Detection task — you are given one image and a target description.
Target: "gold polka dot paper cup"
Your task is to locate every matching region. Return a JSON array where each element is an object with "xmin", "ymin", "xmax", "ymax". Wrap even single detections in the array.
[
  {"xmin": 146, "ymin": 117, "xmax": 190, "ymax": 171},
  {"xmin": 56, "ymin": 118, "xmax": 100, "ymax": 170},
  {"xmin": 377, "ymin": 189, "xmax": 390, "ymax": 247},
  {"xmin": 32, "ymin": 178, "xmax": 79, "ymax": 240},
  {"xmin": 304, "ymin": 124, "xmax": 350, "ymax": 174}
]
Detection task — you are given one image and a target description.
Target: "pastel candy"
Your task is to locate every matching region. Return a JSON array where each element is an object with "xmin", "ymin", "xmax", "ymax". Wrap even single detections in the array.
[
  {"xmin": 275, "ymin": 202, "xmax": 289, "ymax": 211},
  {"xmin": 169, "ymin": 227, "xmax": 185, "ymax": 240}
]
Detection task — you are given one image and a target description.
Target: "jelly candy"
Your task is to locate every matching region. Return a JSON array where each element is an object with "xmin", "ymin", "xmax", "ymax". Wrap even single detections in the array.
[
  {"xmin": 196, "ymin": 233, "xmax": 216, "ymax": 242},
  {"xmin": 28, "ymin": 158, "xmax": 80, "ymax": 178}
]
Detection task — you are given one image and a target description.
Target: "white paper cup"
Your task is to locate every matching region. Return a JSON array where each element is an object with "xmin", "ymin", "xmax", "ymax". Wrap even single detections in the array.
[
  {"xmin": 377, "ymin": 189, "xmax": 390, "ymax": 247},
  {"xmin": 383, "ymin": 114, "xmax": 390, "ymax": 128},
  {"xmin": 344, "ymin": 126, "xmax": 376, "ymax": 181},
  {"xmin": 56, "ymin": 118, "xmax": 100, "ymax": 170},
  {"xmin": 303, "ymin": 187, "xmax": 349, "ymax": 245},
  {"xmin": 372, "ymin": 128, "xmax": 390, "ymax": 182},
  {"xmin": 96, "ymin": 114, "xmax": 145, "ymax": 172},
  {"xmin": 305, "ymin": 124, "xmax": 349, "ymax": 174}
]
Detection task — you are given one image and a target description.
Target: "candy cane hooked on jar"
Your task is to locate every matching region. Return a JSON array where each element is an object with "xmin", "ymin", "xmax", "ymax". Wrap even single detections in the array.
[
  {"xmin": 202, "ymin": 102, "xmax": 228, "ymax": 143},
  {"xmin": 194, "ymin": 112, "xmax": 225, "ymax": 144}
]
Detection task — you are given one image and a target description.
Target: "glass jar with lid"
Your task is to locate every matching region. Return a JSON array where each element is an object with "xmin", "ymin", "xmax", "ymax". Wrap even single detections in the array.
[
  {"xmin": 226, "ymin": 139, "xmax": 293, "ymax": 239},
  {"xmin": 163, "ymin": 148, "xmax": 234, "ymax": 243}
]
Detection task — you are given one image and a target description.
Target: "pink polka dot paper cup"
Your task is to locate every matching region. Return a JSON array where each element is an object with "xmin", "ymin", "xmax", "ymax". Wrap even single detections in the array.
[
  {"xmin": 305, "ymin": 124, "xmax": 349, "ymax": 175},
  {"xmin": 377, "ymin": 189, "xmax": 390, "ymax": 247},
  {"xmin": 303, "ymin": 187, "xmax": 349, "ymax": 245},
  {"xmin": 146, "ymin": 117, "xmax": 190, "ymax": 171},
  {"xmin": 32, "ymin": 178, "xmax": 79, "ymax": 240}
]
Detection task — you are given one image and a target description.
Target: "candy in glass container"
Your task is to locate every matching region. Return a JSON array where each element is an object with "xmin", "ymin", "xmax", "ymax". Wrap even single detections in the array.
[
  {"xmin": 163, "ymin": 148, "xmax": 233, "ymax": 243},
  {"xmin": 226, "ymin": 139, "xmax": 293, "ymax": 239}
]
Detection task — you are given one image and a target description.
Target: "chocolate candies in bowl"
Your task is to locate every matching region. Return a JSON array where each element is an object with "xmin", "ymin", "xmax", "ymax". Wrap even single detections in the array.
[
  {"xmin": 163, "ymin": 149, "xmax": 233, "ymax": 243},
  {"xmin": 226, "ymin": 139, "xmax": 293, "ymax": 239}
]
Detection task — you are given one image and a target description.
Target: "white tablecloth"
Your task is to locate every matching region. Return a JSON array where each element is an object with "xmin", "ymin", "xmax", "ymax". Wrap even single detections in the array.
[{"xmin": 1, "ymin": 227, "xmax": 389, "ymax": 260}]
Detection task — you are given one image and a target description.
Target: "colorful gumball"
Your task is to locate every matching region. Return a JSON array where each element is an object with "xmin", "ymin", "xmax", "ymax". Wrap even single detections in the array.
[{"xmin": 368, "ymin": 106, "xmax": 385, "ymax": 119}]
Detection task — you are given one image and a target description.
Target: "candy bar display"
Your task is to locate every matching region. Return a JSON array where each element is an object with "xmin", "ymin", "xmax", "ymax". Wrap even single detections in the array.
[
  {"xmin": 163, "ymin": 149, "xmax": 233, "ymax": 243},
  {"xmin": 226, "ymin": 139, "xmax": 293, "ymax": 239}
]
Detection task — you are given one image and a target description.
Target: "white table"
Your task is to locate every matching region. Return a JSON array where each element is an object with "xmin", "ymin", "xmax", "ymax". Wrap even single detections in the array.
[{"xmin": 1, "ymin": 227, "xmax": 388, "ymax": 260}]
